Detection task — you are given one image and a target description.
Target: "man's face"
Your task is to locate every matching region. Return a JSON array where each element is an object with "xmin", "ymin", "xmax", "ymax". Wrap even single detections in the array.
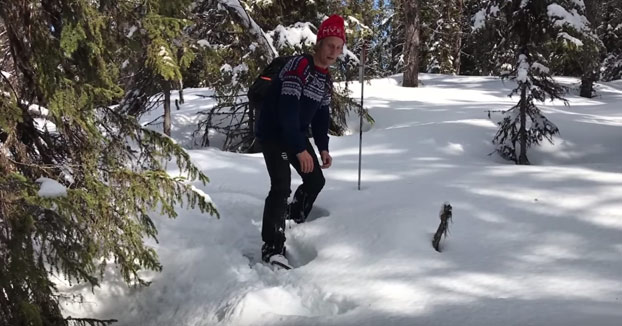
[{"xmin": 316, "ymin": 36, "xmax": 344, "ymax": 67}]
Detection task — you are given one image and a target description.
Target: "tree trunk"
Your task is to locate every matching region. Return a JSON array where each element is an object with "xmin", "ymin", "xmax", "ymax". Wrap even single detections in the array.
[
  {"xmin": 580, "ymin": 76, "xmax": 595, "ymax": 98},
  {"xmin": 163, "ymin": 83, "xmax": 171, "ymax": 136},
  {"xmin": 402, "ymin": 0, "xmax": 420, "ymax": 87},
  {"xmin": 518, "ymin": 84, "xmax": 530, "ymax": 165},
  {"xmin": 178, "ymin": 78, "xmax": 184, "ymax": 105},
  {"xmin": 453, "ymin": 0, "xmax": 463, "ymax": 74}
]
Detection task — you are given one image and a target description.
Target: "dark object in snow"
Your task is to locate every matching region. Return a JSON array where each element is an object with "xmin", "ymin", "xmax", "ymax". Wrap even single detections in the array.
[
  {"xmin": 432, "ymin": 202, "xmax": 453, "ymax": 252},
  {"xmin": 66, "ymin": 317, "xmax": 118, "ymax": 326}
]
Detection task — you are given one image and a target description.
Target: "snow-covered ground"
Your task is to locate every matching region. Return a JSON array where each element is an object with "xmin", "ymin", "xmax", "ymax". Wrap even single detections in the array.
[{"xmin": 62, "ymin": 74, "xmax": 622, "ymax": 325}]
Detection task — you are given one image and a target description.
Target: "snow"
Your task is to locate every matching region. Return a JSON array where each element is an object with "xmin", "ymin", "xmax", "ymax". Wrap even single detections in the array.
[
  {"xmin": 547, "ymin": 4, "xmax": 589, "ymax": 31},
  {"xmin": 1, "ymin": 70, "xmax": 10, "ymax": 78},
  {"xmin": 532, "ymin": 62, "xmax": 551, "ymax": 74},
  {"xmin": 255, "ymin": 0, "xmax": 273, "ymax": 6},
  {"xmin": 218, "ymin": 0, "xmax": 278, "ymax": 59},
  {"xmin": 219, "ymin": 63, "xmax": 249, "ymax": 85},
  {"xmin": 28, "ymin": 104, "xmax": 49, "ymax": 117},
  {"xmin": 190, "ymin": 184, "xmax": 214, "ymax": 205},
  {"xmin": 268, "ymin": 23, "xmax": 317, "ymax": 48},
  {"xmin": 60, "ymin": 74, "xmax": 622, "ymax": 325},
  {"xmin": 346, "ymin": 16, "xmax": 373, "ymax": 34},
  {"xmin": 559, "ymin": 31, "xmax": 584, "ymax": 46},
  {"xmin": 571, "ymin": 0, "xmax": 586, "ymax": 10},
  {"xmin": 516, "ymin": 54, "xmax": 530, "ymax": 82},
  {"xmin": 489, "ymin": 5, "xmax": 500, "ymax": 16},
  {"xmin": 472, "ymin": 5, "xmax": 501, "ymax": 31},
  {"xmin": 27, "ymin": 104, "xmax": 56, "ymax": 132},
  {"xmin": 158, "ymin": 46, "xmax": 176, "ymax": 67},
  {"xmin": 471, "ymin": 9, "xmax": 487, "ymax": 30},
  {"xmin": 197, "ymin": 39, "xmax": 210, "ymax": 47},
  {"xmin": 126, "ymin": 25, "xmax": 137, "ymax": 38},
  {"xmin": 36, "ymin": 177, "xmax": 67, "ymax": 198},
  {"xmin": 139, "ymin": 88, "xmax": 218, "ymax": 148},
  {"xmin": 220, "ymin": 63, "xmax": 232, "ymax": 73}
]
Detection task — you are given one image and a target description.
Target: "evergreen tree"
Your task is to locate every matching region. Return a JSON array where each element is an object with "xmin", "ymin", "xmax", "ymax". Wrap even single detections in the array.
[
  {"xmin": 596, "ymin": 0, "xmax": 622, "ymax": 81},
  {"xmin": 189, "ymin": 0, "xmax": 267, "ymax": 151},
  {"xmin": 467, "ymin": 0, "xmax": 603, "ymax": 92},
  {"xmin": 477, "ymin": 0, "xmax": 582, "ymax": 164},
  {"xmin": 421, "ymin": 0, "xmax": 464, "ymax": 74},
  {"xmin": 0, "ymin": 1, "xmax": 217, "ymax": 325},
  {"xmin": 369, "ymin": 0, "xmax": 397, "ymax": 76},
  {"xmin": 112, "ymin": 0, "xmax": 197, "ymax": 135},
  {"xmin": 386, "ymin": 0, "xmax": 406, "ymax": 74},
  {"xmin": 544, "ymin": 1, "xmax": 603, "ymax": 98}
]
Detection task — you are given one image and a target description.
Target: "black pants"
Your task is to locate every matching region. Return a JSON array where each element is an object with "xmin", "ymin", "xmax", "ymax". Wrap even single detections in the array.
[{"xmin": 261, "ymin": 139, "xmax": 325, "ymax": 251}]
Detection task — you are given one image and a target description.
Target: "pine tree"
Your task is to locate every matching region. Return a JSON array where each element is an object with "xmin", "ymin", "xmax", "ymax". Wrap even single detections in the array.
[
  {"xmin": 544, "ymin": 1, "xmax": 603, "ymax": 98},
  {"xmin": 386, "ymin": 0, "xmax": 407, "ymax": 74},
  {"xmin": 190, "ymin": 0, "xmax": 277, "ymax": 152},
  {"xmin": 113, "ymin": 0, "xmax": 198, "ymax": 136},
  {"xmin": 596, "ymin": 0, "xmax": 622, "ymax": 81},
  {"xmin": 0, "ymin": 1, "xmax": 217, "ymax": 325},
  {"xmin": 421, "ymin": 0, "xmax": 463, "ymax": 74},
  {"xmin": 369, "ymin": 0, "xmax": 397, "ymax": 76},
  {"xmin": 477, "ymin": 0, "xmax": 582, "ymax": 164}
]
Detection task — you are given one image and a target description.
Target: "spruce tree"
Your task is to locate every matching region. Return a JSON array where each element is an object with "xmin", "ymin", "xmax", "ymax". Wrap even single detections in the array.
[
  {"xmin": 387, "ymin": 0, "xmax": 407, "ymax": 74},
  {"xmin": 544, "ymin": 1, "xmax": 603, "ymax": 98},
  {"xmin": 596, "ymin": 0, "xmax": 622, "ymax": 81},
  {"xmin": 369, "ymin": 0, "xmax": 397, "ymax": 76},
  {"xmin": 113, "ymin": 0, "xmax": 197, "ymax": 135},
  {"xmin": 0, "ymin": 1, "xmax": 217, "ymax": 325},
  {"xmin": 421, "ymin": 0, "xmax": 464, "ymax": 74},
  {"xmin": 190, "ymin": 0, "xmax": 272, "ymax": 151},
  {"xmin": 477, "ymin": 0, "xmax": 582, "ymax": 164}
]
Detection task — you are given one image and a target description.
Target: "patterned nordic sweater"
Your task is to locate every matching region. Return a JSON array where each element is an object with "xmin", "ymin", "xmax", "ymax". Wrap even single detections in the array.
[{"xmin": 255, "ymin": 55, "xmax": 332, "ymax": 154}]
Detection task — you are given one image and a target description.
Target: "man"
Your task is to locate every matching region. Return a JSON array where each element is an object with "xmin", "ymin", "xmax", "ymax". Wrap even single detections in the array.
[{"xmin": 255, "ymin": 14, "xmax": 346, "ymax": 267}]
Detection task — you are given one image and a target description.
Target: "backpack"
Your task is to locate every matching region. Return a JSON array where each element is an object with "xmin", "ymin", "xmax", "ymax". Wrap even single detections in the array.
[{"xmin": 247, "ymin": 54, "xmax": 313, "ymax": 108}]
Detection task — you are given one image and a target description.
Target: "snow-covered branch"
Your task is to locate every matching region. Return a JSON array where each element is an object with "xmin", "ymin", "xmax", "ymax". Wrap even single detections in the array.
[{"xmin": 217, "ymin": 0, "xmax": 277, "ymax": 60}]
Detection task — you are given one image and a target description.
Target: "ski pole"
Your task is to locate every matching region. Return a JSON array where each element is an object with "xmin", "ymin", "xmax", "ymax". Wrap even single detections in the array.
[{"xmin": 358, "ymin": 41, "xmax": 366, "ymax": 191}]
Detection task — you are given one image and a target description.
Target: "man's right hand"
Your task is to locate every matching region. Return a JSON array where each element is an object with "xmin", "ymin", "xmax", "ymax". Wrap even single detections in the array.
[{"xmin": 296, "ymin": 150, "xmax": 314, "ymax": 173}]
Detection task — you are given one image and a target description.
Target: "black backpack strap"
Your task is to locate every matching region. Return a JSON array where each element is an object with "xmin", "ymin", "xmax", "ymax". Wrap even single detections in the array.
[{"xmin": 303, "ymin": 53, "xmax": 314, "ymax": 66}]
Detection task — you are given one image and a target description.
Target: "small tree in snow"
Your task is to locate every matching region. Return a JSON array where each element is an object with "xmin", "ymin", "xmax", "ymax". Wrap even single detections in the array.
[
  {"xmin": 493, "ymin": 51, "xmax": 565, "ymax": 164},
  {"xmin": 476, "ymin": 0, "xmax": 594, "ymax": 164}
]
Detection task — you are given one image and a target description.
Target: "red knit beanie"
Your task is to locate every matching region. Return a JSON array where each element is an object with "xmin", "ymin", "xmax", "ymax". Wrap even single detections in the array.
[{"xmin": 316, "ymin": 15, "xmax": 346, "ymax": 43}]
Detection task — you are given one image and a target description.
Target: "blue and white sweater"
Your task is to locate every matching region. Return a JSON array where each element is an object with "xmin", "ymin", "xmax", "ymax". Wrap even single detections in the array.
[{"xmin": 255, "ymin": 55, "xmax": 332, "ymax": 154}]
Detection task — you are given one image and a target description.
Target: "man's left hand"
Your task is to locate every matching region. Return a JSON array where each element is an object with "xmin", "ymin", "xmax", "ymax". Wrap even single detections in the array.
[{"xmin": 320, "ymin": 150, "xmax": 332, "ymax": 169}]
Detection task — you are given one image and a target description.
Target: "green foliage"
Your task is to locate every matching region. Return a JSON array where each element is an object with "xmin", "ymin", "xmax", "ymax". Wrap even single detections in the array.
[
  {"xmin": 60, "ymin": 23, "xmax": 87, "ymax": 57},
  {"xmin": 478, "ymin": 0, "xmax": 572, "ymax": 164},
  {"xmin": 0, "ymin": 1, "xmax": 217, "ymax": 326},
  {"xmin": 147, "ymin": 39, "xmax": 182, "ymax": 81},
  {"xmin": 595, "ymin": 0, "xmax": 622, "ymax": 81}
]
